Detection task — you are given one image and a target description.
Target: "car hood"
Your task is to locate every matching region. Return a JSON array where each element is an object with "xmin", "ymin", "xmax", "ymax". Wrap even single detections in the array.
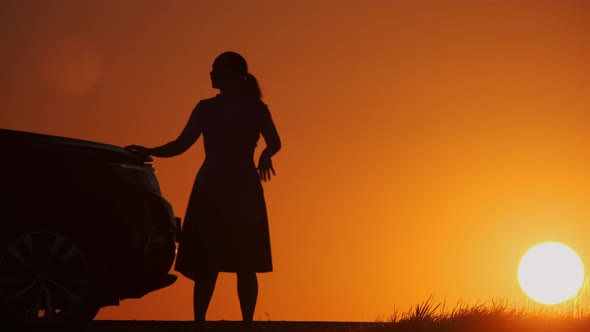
[{"xmin": 0, "ymin": 128, "xmax": 152, "ymax": 163}]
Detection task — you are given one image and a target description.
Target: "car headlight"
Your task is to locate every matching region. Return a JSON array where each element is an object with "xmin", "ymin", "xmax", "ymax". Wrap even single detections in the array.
[{"xmin": 110, "ymin": 162, "xmax": 161, "ymax": 194}]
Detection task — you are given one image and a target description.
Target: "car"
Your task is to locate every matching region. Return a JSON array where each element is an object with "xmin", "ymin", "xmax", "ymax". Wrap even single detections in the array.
[{"xmin": 0, "ymin": 128, "xmax": 180, "ymax": 330}]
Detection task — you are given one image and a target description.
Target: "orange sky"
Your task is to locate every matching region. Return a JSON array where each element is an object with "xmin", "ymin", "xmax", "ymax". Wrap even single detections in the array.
[{"xmin": 2, "ymin": 0, "xmax": 590, "ymax": 322}]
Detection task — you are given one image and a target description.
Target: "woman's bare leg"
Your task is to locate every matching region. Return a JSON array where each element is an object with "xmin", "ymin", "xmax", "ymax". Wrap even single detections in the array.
[
  {"xmin": 194, "ymin": 271, "xmax": 219, "ymax": 323},
  {"xmin": 237, "ymin": 272, "xmax": 258, "ymax": 322}
]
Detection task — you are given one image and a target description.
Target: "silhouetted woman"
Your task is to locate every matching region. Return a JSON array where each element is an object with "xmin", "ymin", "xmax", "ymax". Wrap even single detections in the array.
[{"xmin": 126, "ymin": 51, "xmax": 281, "ymax": 330}]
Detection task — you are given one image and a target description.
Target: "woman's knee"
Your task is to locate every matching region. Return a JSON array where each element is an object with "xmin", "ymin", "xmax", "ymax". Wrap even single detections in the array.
[
  {"xmin": 237, "ymin": 271, "xmax": 257, "ymax": 282},
  {"xmin": 195, "ymin": 271, "xmax": 219, "ymax": 284}
]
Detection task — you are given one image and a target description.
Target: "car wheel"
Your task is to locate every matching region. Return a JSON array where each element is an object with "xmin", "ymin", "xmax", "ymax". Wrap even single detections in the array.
[{"xmin": 0, "ymin": 231, "xmax": 96, "ymax": 330}]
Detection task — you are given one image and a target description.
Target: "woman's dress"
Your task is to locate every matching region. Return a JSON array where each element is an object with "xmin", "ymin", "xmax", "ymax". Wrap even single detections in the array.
[{"xmin": 174, "ymin": 95, "xmax": 275, "ymax": 280}]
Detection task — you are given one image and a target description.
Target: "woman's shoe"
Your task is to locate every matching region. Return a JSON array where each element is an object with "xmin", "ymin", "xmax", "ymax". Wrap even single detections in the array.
[{"xmin": 194, "ymin": 321, "xmax": 207, "ymax": 332}]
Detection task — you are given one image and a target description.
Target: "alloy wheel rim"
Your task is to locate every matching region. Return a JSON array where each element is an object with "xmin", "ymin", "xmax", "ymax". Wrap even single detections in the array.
[{"xmin": 0, "ymin": 232, "xmax": 88, "ymax": 325}]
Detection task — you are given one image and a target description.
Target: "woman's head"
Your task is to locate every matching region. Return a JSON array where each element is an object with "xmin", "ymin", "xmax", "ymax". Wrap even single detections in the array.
[{"xmin": 210, "ymin": 51, "xmax": 262, "ymax": 99}]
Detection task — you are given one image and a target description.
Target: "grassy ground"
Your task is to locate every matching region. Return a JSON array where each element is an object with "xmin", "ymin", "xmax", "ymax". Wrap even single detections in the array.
[
  {"xmin": 83, "ymin": 317, "xmax": 590, "ymax": 332},
  {"xmin": 368, "ymin": 292, "xmax": 590, "ymax": 332},
  {"xmin": 85, "ymin": 287, "xmax": 590, "ymax": 331},
  {"xmin": 85, "ymin": 320, "xmax": 385, "ymax": 332}
]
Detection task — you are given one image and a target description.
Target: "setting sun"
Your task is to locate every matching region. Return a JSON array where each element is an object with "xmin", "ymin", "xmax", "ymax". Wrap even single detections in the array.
[{"xmin": 518, "ymin": 242, "xmax": 585, "ymax": 305}]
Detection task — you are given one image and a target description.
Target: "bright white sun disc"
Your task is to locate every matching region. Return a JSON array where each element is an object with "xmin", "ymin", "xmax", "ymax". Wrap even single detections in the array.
[{"xmin": 518, "ymin": 242, "xmax": 585, "ymax": 305}]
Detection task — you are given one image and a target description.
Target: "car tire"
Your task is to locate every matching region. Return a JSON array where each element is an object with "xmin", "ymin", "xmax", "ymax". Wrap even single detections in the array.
[{"xmin": 0, "ymin": 231, "xmax": 98, "ymax": 331}]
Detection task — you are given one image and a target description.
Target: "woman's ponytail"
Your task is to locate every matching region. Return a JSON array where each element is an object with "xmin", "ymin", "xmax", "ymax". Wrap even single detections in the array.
[{"xmin": 244, "ymin": 73, "xmax": 262, "ymax": 100}]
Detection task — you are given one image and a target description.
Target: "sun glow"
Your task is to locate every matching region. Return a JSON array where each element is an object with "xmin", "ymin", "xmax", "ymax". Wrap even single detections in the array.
[{"xmin": 518, "ymin": 242, "xmax": 585, "ymax": 305}]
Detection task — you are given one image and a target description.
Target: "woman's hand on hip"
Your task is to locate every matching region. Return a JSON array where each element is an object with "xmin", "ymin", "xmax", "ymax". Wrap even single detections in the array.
[{"xmin": 257, "ymin": 155, "xmax": 276, "ymax": 182}]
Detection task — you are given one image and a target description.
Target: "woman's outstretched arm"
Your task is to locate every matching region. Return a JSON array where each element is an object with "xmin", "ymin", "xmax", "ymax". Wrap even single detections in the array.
[
  {"xmin": 126, "ymin": 103, "xmax": 203, "ymax": 158},
  {"xmin": 257, "ymin": 106, "xmax": 281, "ymax": 181}
]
